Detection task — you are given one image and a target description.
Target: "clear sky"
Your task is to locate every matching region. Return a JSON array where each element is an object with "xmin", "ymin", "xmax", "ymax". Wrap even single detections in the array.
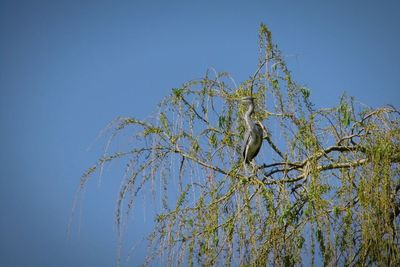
[{"xmin": 1, "ymin": 0, "xmax": 399, "ymax": 266}]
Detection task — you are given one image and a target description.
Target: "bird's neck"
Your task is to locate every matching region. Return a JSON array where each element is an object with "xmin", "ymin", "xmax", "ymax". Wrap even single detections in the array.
[{"xmin": 245, "ymin": 104, "xmax": 255, "ymax": 128}]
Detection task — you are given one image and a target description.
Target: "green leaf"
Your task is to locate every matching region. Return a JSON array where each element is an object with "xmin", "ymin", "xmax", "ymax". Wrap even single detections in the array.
[
  {"xmin": 300, "ymin": 87, "xmax": 310, "ymax": 99},
  {"xmin": 218, "ymin": 116, "xmax": 226, "ymax": 129},
  {"xmin": 172, "ymin": 88, "xmax": 184, "ymax": 98},
  {"xmin": 209, "ymin": 133, "xmax": 217, "ymax": 148},
  {"xmin": 192, "ymin": 139, "xmax": 200, "ymax": 152},
  {"xmin": 271, "ymin": 79, "xmax": 279, "ymax": 89}
]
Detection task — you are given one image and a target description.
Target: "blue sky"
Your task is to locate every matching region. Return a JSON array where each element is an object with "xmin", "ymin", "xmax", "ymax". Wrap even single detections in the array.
[{"xmin": 1, "ymin": 0, "xmax": 399, "ymax": 266}]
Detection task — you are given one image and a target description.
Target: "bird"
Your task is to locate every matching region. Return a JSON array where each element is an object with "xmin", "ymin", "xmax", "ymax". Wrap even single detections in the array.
[{"xmin": 241, "ymin": 96, "xmax": 264, "ymax": 164}]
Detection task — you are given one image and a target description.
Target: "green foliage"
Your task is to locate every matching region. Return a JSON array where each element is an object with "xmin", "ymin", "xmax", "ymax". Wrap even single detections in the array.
[
  {"xmin": 300, "ymin": 87, "xmax": 310, "ymax": 99},
  {"xmin": 78, "ymin": 24, "xmax": 400, "ymax": 266},
  {"xmin": 339, "ymin": 94, "xmax": 352, "ymax": 128}
]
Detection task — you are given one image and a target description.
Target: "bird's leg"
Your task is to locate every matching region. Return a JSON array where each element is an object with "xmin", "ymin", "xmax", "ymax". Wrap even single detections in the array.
[
  {"xmin": 243, "ymin": 161, "xmax": 257, "ymax": 181},
  {"xmin": 250, "ymin": 161, "xmax": 257, "ymax": 177},
  {"xmin": 243, "ymin": 162, "xmax": 249, "ymax": 178},
  {"xmin": 243, "ymin": 162, "xmax": 255, "ymax": 181}
]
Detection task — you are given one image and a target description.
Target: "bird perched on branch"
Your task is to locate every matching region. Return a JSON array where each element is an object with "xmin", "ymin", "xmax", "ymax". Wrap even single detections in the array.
[{"xmin": 241, "ymin": 96, "xmax": 264, "ymax": 164}]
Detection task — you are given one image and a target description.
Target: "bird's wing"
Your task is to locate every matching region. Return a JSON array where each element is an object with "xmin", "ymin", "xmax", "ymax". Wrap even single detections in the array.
[
  {"xmin": 250, "ymin": 124, "xmax": 264, "ymax": 161},
  {"xmin": 251, "ymin": 138, "xmax": 262, "ymax": 161}
]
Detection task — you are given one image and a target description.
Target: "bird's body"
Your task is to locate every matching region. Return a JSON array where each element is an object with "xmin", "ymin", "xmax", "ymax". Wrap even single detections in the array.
[
  {"xmin": 241, "ymin": 97, "xmax": 263, "ymax": 164},
  {"xmin": 243, "ymin": 122, "xmax": 263, "ymax": 163}
]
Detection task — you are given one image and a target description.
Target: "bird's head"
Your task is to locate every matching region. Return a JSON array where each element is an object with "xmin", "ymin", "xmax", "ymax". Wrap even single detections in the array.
[
  {"xmin": 240, "ymin": 96, "xmax": 255, "ymax": 105},
  {"xmin": 240, "ymin": 96, "xmax": 256, "ymax": 116}
]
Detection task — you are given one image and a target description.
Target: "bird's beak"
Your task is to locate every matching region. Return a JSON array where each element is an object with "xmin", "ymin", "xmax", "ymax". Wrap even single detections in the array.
[{"xmin": 239, "ymin": 96, "xmax": 255, "ymax": 102}]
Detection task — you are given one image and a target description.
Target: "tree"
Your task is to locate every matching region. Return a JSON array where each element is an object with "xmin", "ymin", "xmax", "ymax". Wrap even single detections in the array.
[{"xmin": 79, "ymin": 24, "xmax": 400, "ymax": 266}]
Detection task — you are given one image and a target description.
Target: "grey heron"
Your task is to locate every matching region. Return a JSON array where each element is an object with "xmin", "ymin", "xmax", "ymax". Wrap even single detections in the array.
[{"xmin": 241, "ymin": 96, "xmax": 263, "ymax": 164}]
